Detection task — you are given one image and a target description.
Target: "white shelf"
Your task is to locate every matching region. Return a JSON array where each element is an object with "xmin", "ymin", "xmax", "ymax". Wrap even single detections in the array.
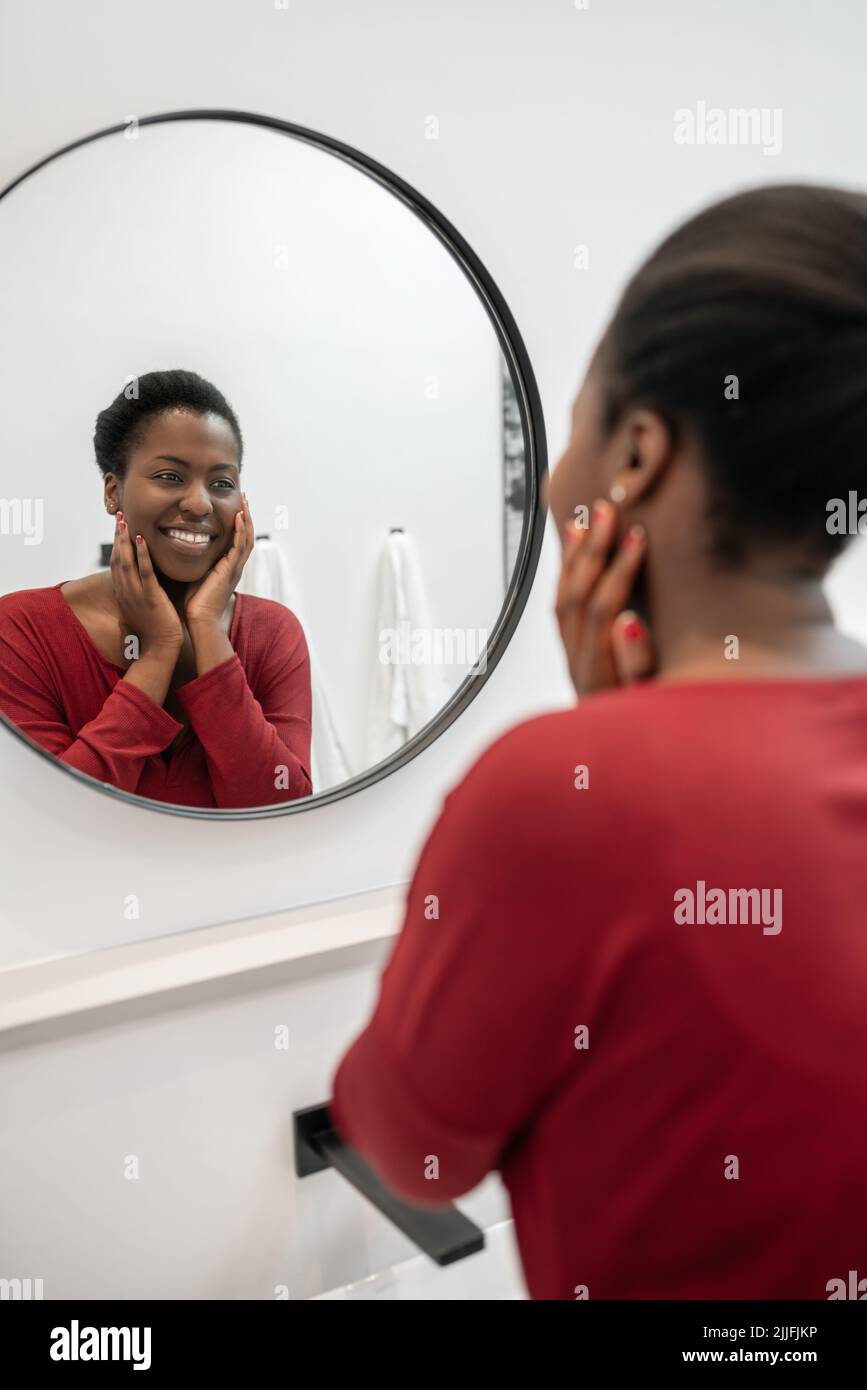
[{"xmin": 0, "ymin": 880, "xmax": 409, "ymax": 1036}]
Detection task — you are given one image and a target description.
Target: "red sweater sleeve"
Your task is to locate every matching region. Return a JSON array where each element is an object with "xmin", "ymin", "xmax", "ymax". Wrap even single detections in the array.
[
  {"xmin": 0, "ymin": 602, "xmax": 184, "ymax": 793},
  {"xmin": 330, "ymin": 724, "xmax": 579, "ymax": 1207},
  {"xmin": 175, "ymin": 606, "xmax": 312, "ymax": 808}
]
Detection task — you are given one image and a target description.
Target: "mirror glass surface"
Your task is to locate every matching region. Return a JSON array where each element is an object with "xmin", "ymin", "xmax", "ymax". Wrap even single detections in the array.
[{"xmin": 0, "ymin": 117, "xmax": 538, "ymax": 813}]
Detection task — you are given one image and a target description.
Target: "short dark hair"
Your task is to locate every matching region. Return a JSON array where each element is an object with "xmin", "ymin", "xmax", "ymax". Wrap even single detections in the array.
[
  {"xmin": 94, "ymin": 369, "xmax": 243, "ymax": 479},
  {"xmin": 594, "ymin": 183, "xmax": 867, "ymax": 574}
]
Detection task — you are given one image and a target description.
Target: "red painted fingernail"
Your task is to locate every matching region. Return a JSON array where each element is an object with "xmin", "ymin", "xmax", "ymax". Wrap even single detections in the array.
[
  {"xmin": 135, "ymin": 534, "xmax": 142, "ymax": 544},
  {"xmin": 117, "ymin": 511, "xmax": 124, "ymax": 520},
  {"xmin": 623, "ymin": 618, "xmax": 644, "ymax": 640},
  {"xmin": 622, "ymin": 525, "xmax": 645, "ymax": 548}
]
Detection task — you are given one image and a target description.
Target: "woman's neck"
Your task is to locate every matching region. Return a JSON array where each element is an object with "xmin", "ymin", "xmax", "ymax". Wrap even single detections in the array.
[
  {"xmin": 649, "ymin": 566, "xmax": 867, "ymax": 682},
  {"xmin": 155, "ymin": 573, "xmax": 191, "ymax": 616},
  {"xmin": 96, "ymin": 566, "xmax": 189, "ymax": 620}
]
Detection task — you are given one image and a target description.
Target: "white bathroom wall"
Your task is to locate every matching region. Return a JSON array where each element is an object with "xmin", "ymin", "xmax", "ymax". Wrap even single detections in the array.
[{"xmin": 0, "ymin": 920, "xmax": 517, "ymax": 1299}]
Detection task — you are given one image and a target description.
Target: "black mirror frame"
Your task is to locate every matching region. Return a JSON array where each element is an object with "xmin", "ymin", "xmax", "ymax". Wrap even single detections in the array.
[{"xmin": 0, "ymin": 108, "xmax": 548, "ymax": 820}]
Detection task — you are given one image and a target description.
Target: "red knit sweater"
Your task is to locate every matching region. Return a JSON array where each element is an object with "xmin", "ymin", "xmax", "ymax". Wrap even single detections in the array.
[
  {"xmin": 332, "ymin": 676, "xmax": 867, "ymax": 1299},
  {"xmin": 0, "ymin": 582, "xmax": 312, "ymax": 808}
]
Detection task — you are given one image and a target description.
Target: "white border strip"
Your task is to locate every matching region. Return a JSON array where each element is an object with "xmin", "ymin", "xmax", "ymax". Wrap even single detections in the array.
[{"xmin": 0, "ymin": 882, "xmax": 408, "ymax": 1035}]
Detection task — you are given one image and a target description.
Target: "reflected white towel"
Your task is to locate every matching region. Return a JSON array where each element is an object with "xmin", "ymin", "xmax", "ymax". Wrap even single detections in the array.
[
  {"xmin": 238, "ymin": 537, "xmax": 297, "ymax": 609},
  {"xmin": 365, "ymin": 531, "xmax": 450, "ymax": 764},
  {"xmin": 237, "ymin": 538, "xmax": 351, "ymax": 792}
]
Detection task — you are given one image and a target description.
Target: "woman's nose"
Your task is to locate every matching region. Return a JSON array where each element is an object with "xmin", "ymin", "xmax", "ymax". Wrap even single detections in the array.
[{"xmin": 179, "ymin": 490, "xmax": 214, "ymax": 517}]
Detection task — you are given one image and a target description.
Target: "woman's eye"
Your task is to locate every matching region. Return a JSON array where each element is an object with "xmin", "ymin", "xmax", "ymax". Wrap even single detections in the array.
[{"xmin": 154, "ymin": 474, "xmax": 235, "ymax": 490}]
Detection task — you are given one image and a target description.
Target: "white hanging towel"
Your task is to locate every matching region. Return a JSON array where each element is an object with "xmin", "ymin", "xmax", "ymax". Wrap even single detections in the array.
[
  {"xmin": 237, "ymin": 537, "xmax": 352, "ymax": 792},
  {"xmin": 365, "ymin": 530, "xmax": 451, "ymax": 765}
]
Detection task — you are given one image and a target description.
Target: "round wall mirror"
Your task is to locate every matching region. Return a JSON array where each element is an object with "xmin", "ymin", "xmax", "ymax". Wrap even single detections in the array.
[{"xmin": 0, "ymin": 110, "xmax": 546, "ymax": 817}]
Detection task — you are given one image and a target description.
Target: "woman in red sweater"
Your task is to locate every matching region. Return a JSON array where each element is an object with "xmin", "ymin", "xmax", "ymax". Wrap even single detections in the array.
[
  {"xmin": 331, "ymin": 184, "xmax": 867, "ymax": 1299},
  {"xmin": 0, "ymin": 369, "xmax": 312, "ymax": 808}
]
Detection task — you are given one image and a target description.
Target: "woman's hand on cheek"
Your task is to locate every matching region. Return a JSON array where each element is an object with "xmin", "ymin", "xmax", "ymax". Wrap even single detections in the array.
[
  {"xmin": 183, "ymin": 493, "xmax": 255, "ymax": 630},
  {"xmin": 555, "ymin": 498, "xmax": 655, "ymax": 698}
]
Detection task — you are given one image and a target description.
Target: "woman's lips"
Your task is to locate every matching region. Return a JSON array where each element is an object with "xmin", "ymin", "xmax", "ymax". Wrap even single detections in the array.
[{"xmin": 158, "ymin": 528, "xmax": 218, "ymax": 555}]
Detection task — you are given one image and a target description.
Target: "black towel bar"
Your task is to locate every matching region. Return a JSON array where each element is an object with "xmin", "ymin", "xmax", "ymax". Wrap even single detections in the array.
[{"xmin": 293, "ymin": 1102, "xmax": 485, "ymax": 1267}]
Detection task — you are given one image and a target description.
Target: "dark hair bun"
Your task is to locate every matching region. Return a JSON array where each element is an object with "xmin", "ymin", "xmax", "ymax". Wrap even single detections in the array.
[
  {"xmin": 94, "ymin": 369, "xmax": 243, "ymax": 479},
  {"xmin": 596, "ymin": 183, "xmax": 867, "ymax": 573}
]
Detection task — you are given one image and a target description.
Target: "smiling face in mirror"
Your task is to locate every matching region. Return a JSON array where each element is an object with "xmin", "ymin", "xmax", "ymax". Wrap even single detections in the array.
[
  {"xmin": 102, "ymin": 406, "xmax": 243, "ymax": 582},
  {"xmin": 0, "ymin": 118, "xmax": 536, "ymax": 812}
]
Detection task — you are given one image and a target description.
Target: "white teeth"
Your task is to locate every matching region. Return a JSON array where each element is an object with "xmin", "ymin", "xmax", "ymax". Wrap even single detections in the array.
[{"xmin": 165, "ymin": 529, "xmax": 210, "ymax": 545}]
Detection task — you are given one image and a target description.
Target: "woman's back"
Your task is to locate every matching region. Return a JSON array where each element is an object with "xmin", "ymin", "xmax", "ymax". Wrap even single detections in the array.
[
  {"xmin": 508, "ymin": 677, "xmax": 867, "ymax": 1297},
  {"xmin": 332, "ymin": 674, "xmax": 867, "ymax": 1298}
]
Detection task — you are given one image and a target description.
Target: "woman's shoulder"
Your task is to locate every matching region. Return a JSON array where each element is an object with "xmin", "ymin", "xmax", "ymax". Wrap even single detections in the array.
[
  {"xmin": 471, "ymin": 687, "xmax": 653, "ymax": 761},
  {"xmin": 0, "ymin": 584, "xmax": 72, "ymax": 663},
  {"xmin": 443, "ymin": 685, "xmax": 675, "ymax": 818},
  {"xmin": 0, "ymin": 575, "xmax": 108, "ymax": 626},
  {"xmin": 237, "ymin": 592, "xmax": 308, "ymax": 650},
  {"xmin": 0, "ymin": 582, "xmax": 64, "ymax": 622},
  {"xmin": 234, "ymin": 592, "xmax": 309, "ymax": 667}
]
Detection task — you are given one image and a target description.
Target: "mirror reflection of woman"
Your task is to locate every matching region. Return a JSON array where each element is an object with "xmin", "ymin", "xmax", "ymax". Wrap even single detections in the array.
[{"xmin": 0, "ymin": 370, "xmax": 312, "ymax": 808}]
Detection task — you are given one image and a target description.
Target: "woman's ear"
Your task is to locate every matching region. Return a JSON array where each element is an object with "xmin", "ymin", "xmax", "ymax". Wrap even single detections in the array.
[
  {"xmin": 607, "ymin": 408, "xmax": 675, "ymax": 509},
  {"xmin": 103, "ymin": 474, "xmax": 121, "ymax": 514}
]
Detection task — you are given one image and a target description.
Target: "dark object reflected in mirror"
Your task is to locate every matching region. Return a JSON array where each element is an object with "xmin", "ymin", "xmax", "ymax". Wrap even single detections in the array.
[{"xmin": 0, "ymin": 110, "xmax": 546, "ymax": 818}]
